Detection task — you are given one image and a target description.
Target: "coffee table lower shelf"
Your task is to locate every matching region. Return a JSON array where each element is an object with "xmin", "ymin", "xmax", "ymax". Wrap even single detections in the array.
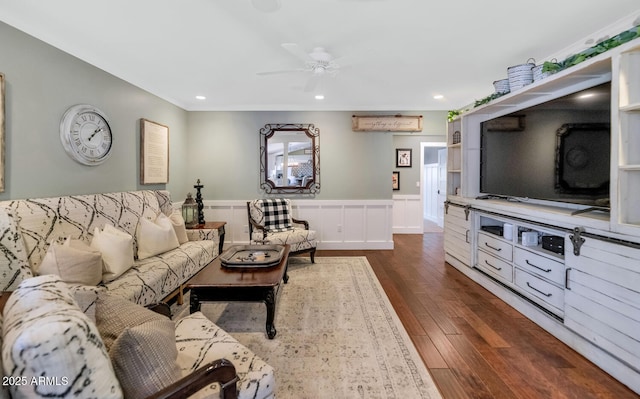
[{"xmin": 186, "ymin": 244, "xmax": 290, "ymax": 339}]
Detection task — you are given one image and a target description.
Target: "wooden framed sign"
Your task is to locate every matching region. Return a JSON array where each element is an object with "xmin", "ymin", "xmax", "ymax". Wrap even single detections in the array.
[
  {"xmin": 352, "ymin": 115, "xmax": 423, "ymax": 132},
  {"xmin": 140, "ymin": 118, "xmax": 169, "ymax": 184}
]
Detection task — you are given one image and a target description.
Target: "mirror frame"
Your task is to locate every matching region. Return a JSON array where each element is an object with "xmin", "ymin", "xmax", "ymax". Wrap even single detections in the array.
[{"xmin": 260, "ymin": 123, "xmax": 320, "ymax": 194}]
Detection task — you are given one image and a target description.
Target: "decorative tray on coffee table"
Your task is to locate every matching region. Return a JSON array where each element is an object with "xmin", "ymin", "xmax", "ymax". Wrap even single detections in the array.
[{"xmin": 220, "ymin": 245, "xmax": 285, "ymax": 268}]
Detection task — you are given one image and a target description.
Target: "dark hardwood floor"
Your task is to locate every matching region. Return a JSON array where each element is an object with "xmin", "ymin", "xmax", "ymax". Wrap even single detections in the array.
[{"xmin": 315, "ymin": 234, "xmax": 639, "ymax": 399}]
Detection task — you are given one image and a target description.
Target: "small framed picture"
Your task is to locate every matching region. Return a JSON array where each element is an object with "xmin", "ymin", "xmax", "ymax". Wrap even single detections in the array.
[
  {"xmin": 396, "ymin": 148, "xmax": 412, "ymax": 167},
  {"xmin": 392, "ymin": 171, "xmax": 400, "ymax": 190}
]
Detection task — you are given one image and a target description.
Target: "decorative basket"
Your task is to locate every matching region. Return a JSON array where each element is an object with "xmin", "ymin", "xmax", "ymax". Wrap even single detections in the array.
[
  {"xmin": 507, "ymin": 58, "xmax": 535, "ymax": 91},
  {"xmin": 493, "ymin": 79, "xmax": 510, "ymax": 94}
]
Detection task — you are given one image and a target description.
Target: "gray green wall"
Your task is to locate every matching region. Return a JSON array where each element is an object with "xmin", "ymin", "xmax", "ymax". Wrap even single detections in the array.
[
  {"xmin": 392, "ymin": 133, "xmax": 447, "ymax": 195},
  {"xmin": 0, "ymin": 21, "xmax": 189, "ymax": 200},
  {"xmin": 1, "ymin": 21, "xmax": 447, "ymax": 202}
]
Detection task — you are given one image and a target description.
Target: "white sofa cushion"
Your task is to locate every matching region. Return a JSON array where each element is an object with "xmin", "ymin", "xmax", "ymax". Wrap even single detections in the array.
[
  {"xmin": 137, "ymin": 213, "xmax": 180, "ymax": 260},
  {"xmin": 2, "ymin": 275, "xmax": 122, "ymax": 398},
  {"xmin": 37, "ymin": 237, "xmax": 103, "ymax": 285},
  {"xmin": 169, "ymin": 210, "xmax": 189, "ymax": 244},
  {"xmin": 92, "ymin": 224, "xmax": 135, "ymax": 283}
]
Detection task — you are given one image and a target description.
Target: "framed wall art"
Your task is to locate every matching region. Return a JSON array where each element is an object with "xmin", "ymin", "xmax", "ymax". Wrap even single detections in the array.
[
  {"xmin": 0, "ymin": 73, "xmax": 5, "ymax": 192},
  {"xmin": 396, "ymin": 148, "xmax": 412, "ymax": 167},
  {"xmin": 392, "ymin": 171, "xmax": 400, "ymax": 190},
  {"xmin": 140, "ymin": 118, "xmax": 169, "ymax": 184}
]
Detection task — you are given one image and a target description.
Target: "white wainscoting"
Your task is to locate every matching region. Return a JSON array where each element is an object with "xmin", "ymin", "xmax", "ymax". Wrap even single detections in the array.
[
  {"xmin": 194, "ymin": 199, "xmax": 394, "ymax": 250},
  {"xmin": 392, "ymin": 194, "xmax": 423, "ymax": 234}
]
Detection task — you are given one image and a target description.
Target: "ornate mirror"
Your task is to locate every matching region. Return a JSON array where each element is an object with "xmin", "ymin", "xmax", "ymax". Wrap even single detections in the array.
[{"xmin": 260, "ymin": 123, "xmax": 320, "ymax": 194}]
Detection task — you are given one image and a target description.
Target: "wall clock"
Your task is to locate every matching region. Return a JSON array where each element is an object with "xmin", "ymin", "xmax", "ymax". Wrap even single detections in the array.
[{"xmin": 60, "ymin": 104, "xmax": 113, "ymax": 166}]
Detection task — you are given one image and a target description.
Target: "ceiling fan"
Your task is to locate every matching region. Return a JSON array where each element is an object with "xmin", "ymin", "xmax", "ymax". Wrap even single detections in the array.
[{"xmin": 257, "ymin": 43, "xmax": 343, "ymax": 92}]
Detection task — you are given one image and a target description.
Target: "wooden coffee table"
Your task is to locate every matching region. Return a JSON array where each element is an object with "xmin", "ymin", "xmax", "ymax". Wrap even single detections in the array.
[{"xmin": 186, "ymin": 244, "xmax": 290, "ymax": 339}]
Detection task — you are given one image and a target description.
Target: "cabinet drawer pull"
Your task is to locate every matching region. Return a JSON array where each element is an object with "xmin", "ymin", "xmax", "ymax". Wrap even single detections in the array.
[
  {"xmin": 484, "ymin": 259, "xmax": 502, "ymax": 271},
  {"xmin": 526, "ymin": 282, "xmax": 552, "ymax": 297},
  {"xmin": 525, "ymin": 259, "xmax": 551, "ymax": 273},
  {"xmin": 484, "ymin": 242, "xmax": 502, "ymax": 251}
]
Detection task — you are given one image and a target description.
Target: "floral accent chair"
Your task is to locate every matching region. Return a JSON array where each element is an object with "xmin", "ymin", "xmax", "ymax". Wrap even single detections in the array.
[{"xmin": 247, "ymin": 199, "xmax": 316, "ymax": 263}]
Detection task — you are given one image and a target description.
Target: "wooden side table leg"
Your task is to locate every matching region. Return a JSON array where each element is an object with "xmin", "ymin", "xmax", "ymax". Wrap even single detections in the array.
[
  {"xmin": 190, "ymin": 289, "xmax": 201, "ymax": 314},
  {"xmin": 265, "ymin": 288, "xmax": 277, "ymax": 339},
  {"xmin": 218, "ymin": 226, "xmax": 225, "ymax": 254}
]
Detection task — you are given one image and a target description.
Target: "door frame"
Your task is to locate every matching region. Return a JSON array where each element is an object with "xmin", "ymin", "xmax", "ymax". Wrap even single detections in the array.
[{"xmin": 420, "ymin": 142, "xmax": 447, "ymax": 232}]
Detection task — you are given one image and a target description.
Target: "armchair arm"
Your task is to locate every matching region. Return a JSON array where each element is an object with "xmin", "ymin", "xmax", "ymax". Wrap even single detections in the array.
[
  {"xmin": 145, "ymin": 359, "xmax": 238, "ymax": 399},
  {"xmin": 291, "ymin": 217, "xmax": 309, "ymax": 230}
]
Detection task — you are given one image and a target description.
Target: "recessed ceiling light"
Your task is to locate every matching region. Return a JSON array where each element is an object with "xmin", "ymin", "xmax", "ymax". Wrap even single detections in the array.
[
  {"xmin": 195, "ymin": 95, "xmax": 206, "ymax": 100},
  {"xmin": 315, "ymin": 94, "xmax": 325, "ymax": 100},
  {"xmin": 433, "ymin": 94, "xmax": 444, "ymax": 100},
  {"xmin": 578, "ymin": 93, "xmax": 595, "ymax": 99}
]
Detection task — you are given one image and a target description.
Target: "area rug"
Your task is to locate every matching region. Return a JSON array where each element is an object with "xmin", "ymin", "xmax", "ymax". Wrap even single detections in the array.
[{"xmin": 173, "ymin": 256, "xmax": 442, "ymax": 399}]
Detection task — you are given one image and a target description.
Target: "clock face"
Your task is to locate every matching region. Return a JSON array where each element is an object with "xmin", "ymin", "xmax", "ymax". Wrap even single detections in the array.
[{"xmin": 60, "ymin": 104, "xmax": 113, "ymax": 166}]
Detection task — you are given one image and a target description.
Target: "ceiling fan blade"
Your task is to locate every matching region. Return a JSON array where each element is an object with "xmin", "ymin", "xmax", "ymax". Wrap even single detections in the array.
[
  {"xmin": 256, "ymin": 68, "xmax": 307, "ymax": 76},
  {"xmin": 281, "ymin": 43, "xmax": 313, "ymax": 62},
  {"xmin": 304, "ymin": 74, "xmax": 323, "ymax": 92}
]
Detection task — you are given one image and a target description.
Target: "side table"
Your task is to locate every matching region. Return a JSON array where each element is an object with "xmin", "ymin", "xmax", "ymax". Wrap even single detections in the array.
[{"xmin": 187, "ymin": 221, "xmax": 226, "ymax": 254}]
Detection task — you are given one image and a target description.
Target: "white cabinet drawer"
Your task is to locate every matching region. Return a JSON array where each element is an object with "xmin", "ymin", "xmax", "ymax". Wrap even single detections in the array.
[
  {"xmin": 478, "ymin": 232, "xmax": 512, "ymax": 261},
  {"xmin": 514, "ymin": 247, "xmax": 565, "ymax": 285},
  {"xmin": 515, "ymin": 269, "xmax": 564, "ymax": 312},
  {"xmin": 477, "ymin": 250, "xmax": 513, "ymax": 283}
]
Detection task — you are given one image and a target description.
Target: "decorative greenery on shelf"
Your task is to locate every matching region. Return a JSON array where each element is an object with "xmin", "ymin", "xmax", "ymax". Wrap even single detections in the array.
[
  {"xmin": 473, "ymin": 24, "xmax": 640, "ymax": 109},
  {"xmin": 447, "ymin": 110, "xmax": 460, "ymax": 122},
  {"xmin": 543, "ymin": 25, "xmax": 640, "ymax": 73},
  {"xmin": 474, "ymin": 92, "xmax": 508, "ymax": 108}
]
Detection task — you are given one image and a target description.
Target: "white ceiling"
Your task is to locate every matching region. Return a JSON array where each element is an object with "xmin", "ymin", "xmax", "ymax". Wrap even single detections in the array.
[{"xmin": 1, "ymin": 0, "xmax": 639, "ymax": 111}]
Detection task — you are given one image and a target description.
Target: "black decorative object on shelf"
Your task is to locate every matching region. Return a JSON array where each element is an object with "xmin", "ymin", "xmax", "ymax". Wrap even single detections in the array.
[
  {"xmin": 194, "ymin": 179, "xmax": 205, "ymax": 225},
  {"xmin": 452, "ymin": 130, "xmax": 461, "ymax": 144}
]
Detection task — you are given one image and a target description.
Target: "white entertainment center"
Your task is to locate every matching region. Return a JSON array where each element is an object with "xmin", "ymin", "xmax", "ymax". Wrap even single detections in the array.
[{"xmin": 444, "ymin": 38, "xmax": 640, "ymax": 393}]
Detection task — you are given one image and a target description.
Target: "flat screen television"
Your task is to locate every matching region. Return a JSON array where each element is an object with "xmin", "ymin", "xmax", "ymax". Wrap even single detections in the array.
[{"xmin": 479, "ymin": 82, "xmax": 611, "ymax": 207}]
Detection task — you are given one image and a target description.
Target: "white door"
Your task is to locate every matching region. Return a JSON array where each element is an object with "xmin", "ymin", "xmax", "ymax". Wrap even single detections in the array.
[
  {"xmin": 436, "ymin": 149, "xmax": 447, "ymax": 227},
  {"xmin": 423, "ymin": 164, "xmax": 438, "ymax": 222}
]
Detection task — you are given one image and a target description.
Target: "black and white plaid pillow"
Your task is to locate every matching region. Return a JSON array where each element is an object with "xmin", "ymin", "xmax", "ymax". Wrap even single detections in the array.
[{"xmin": 260, "ymin": 199, "xmax": 292, "ymax": 232}]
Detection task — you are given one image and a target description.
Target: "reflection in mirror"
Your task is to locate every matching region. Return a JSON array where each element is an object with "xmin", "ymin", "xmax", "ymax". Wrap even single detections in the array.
[{"xmin": 260, "ymin": 124, "xmax": 320, "ymax": 194}]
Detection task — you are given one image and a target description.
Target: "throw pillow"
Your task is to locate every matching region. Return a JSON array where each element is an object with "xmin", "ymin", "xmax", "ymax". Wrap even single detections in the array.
[
  {"xmin": 37, "ymin": 237, "xmax": 103, "ymax": 285},
  {"xmin": 110, "ymin": 319, "xmax": 182, "ymax": 399},
  {"xmin": 261, "ymin": 198, "xmax": 293, "ymax": 232},
  {"xmin": 91, "ymin": 224, "xmax": 135, "ymax": 283},
  {"xmin": 137, "ymin": 213, "xmax": 180, "ymax": 260},
  {"xmin": 169, "ymin": 210, "xmax": 189, "ymax": 244},
  {"xmin": 95, "ymin": 293, "xmax": 167, "ymax": 351},
  {"xmin": 2, "ymin": 275, "xmax": 122, "ymax": 398}
]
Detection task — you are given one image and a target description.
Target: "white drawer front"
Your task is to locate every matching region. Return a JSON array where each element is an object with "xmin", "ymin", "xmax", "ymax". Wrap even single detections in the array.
[
  {"xmin": 515, "ymin": 269, "xmax": 564, "ymax": 312},
  {"xmin": 477, "ymin": 250, "xmax": 513, "ymax": 283},
  {"xmin": 514, "ymin": 247, "xmax": 565, "ymax": 285},
  {"xmin": 478, "ymin": 232, "xmax": 513, "ymax": 261}
]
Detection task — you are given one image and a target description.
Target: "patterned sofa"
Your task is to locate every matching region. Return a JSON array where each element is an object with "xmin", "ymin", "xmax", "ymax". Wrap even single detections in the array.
[
  {"xmin": 0, "ymin": 190, "xmax": 217, "ymax": 306},
  {"xmin": 0, "ymin": 190, "xmax": 276, "ymax": 399}
]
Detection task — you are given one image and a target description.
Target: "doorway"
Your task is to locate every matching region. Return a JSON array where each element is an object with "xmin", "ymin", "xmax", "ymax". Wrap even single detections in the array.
[{"xmin": 420, "ymin": 142, "xmax": 446, "ymax": 232}]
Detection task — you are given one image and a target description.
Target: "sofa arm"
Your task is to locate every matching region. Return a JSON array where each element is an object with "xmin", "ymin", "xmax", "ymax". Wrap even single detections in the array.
[{"xmin": 145, "ymin": 359, "xmax": 238, "ymax": 399}]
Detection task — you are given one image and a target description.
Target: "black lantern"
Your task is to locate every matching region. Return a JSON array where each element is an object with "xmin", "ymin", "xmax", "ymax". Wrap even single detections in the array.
[{"xmin": 181, "ymin": 193, "xmax": 198, "ymax": 228}]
